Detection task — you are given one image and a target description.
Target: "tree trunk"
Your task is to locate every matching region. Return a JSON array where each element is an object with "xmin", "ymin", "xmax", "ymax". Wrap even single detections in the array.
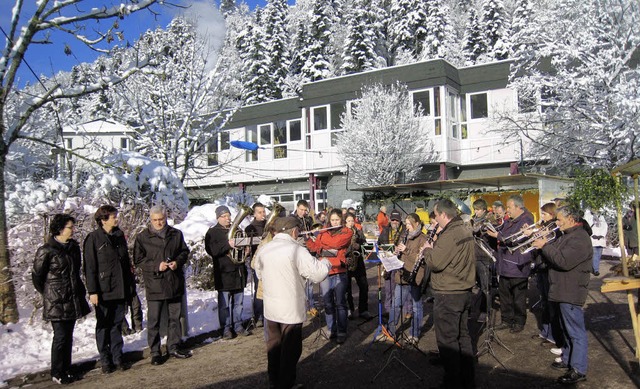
[{"xmin": 0, "ymin": 155, "xmax": 19, "ymax": 324}]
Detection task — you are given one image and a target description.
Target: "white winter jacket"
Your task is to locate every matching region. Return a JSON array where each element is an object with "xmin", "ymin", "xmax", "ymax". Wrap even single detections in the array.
[
  {"xmin": 584, "ymin": 210, "xmax": 607, "ymax": 248},
  {"xmin": 254, "ymin": 233, "xmax": 330, "ymax": 324}
]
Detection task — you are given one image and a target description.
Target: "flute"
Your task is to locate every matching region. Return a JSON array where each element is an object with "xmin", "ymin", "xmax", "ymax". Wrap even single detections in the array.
[{"xmin": 298, "ymin": 225, "xmax": 342, "ymax": 236}]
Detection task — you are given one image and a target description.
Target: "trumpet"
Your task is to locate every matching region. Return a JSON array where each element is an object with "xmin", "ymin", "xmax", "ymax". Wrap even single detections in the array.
[
  {"xmin": 503, "ymin": 220, "xmax": 544, "ymax": 245},
  {"xmin": 507, "ymin": 222, "xmax": 559, "ymax": 254}
]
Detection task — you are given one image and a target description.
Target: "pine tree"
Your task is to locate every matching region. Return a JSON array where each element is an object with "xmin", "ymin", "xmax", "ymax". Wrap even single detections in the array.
[
  {"xmin": 242, "ymin": 22, "xmax": 273, "ymax": 104},
  {"xmin": 421, "ymin": 0, "xmax": 453, "ymax": 59},
  {"xmin": 341, "ymin": 0, "xmax": 380, "ymax": 74},
  {"xmin": 389, "ymin": 0, "xmax": 430, "ymax": 63},
  {"xmin": 263, "ymin": 0, "xmax": 290, "ymax": 99},
  {"xmin": 463, "ymin": 7, "xmax": 486, "ymax": 64},
  {"xmin": 301, "ymin": 1, "xmax": 334, "ymax": 82},
  {"xmin": 480, "ymin": 0, "xmax": 509, "ymax": 60},
  {"xmin": 219, "ymin": 0, "xmax": 236, "ymax": 17}
]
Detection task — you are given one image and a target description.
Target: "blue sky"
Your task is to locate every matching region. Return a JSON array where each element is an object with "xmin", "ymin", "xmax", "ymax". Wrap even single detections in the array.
[{"xmin": 3, "ymin": 0, "xmax": 274, "ymax": 87}]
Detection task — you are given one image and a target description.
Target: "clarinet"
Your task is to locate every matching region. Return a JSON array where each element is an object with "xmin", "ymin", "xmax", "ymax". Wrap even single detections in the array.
[{"xmin": 404, "ymin": 226, "xmax": 437, "ymax": 284}]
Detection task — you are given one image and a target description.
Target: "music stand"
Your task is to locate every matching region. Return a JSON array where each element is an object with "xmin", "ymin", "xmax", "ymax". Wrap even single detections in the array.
[
  {"xmin": 307, "ymin": 279, "xmax": 329, "ymax": 358},
  {"xmin": 474, "ymin": 246, "xmax": 513, "ymax": 370},
  {"xmin": 367, "ymin": 244, "xmax": 422, "ymax": 383}
]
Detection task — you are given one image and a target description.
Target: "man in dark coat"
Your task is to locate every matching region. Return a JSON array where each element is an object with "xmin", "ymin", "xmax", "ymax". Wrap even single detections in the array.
[
  {"xmin": 487, "ymin": 194, "xmax": 534, "ymax": 333},
  {"xmin": 533, "ymin": 206, "xmax": 593, "ymax": 385},
  {"xmin": 245, "ymin": 202, "xmax": 266, "ymax": 328},
  {"xmin": 83, "ymin": 205, "xmax": 135, "ymax": 373},
  {"xmin": 134, "ymin": 206, "xmax": 191, "ymax": 365},
  {"xmin": 204, "ymin": 205, "xmax": 248, "ymax": 339}
]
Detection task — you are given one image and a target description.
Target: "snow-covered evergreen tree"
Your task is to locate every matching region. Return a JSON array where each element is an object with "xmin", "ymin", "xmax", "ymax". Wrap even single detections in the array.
[
  {"xmin": 480, "ymin": 0, "xmax": 510, "ymax": 60},
  {"xmin": 463, "ymin": 7, "xmax": 486, "ymax": 64},
  {"xmin": 389, "ymin": 0, "xmax": 429, "ymax": 64},
  {"xmin": 336, "ymin": 82, "xmax": 437, "ymax": 186},
  {"xmin": 301, "ymin": 1, "xmax": 335, "ymax": 81},
  {"xmin": 341, "ymin": 0, "xmax": 381, "ymax": 74},
  {"xmin": 421, "ymin": 0, "xmax": 454, "ymax": 59},
  {"xmin": 263, "ymin": 0, "xmax": 290, "ymax": 99}
]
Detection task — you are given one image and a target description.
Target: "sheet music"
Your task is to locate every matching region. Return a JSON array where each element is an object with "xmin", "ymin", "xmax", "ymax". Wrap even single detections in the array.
[{"xmin": 378, "ymin": 251, "xmax": 404, "ymax": 272}]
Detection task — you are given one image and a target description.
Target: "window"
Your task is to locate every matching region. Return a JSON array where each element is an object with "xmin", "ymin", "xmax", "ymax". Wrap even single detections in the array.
[
  {"xmin": 470, "ymin": 93, "xmax": 488, "ymax": 119},
  {"xmin": 448, "ymin": 90, "xmax": 458, "ymax": 138},
  {"xmin": 273, "ymin": 121, "xmax": 287, "ymax": 159},
  {"xmin": 220, "ymin": 131, "xmax": 230, "ymax": 150},
  {"xmin": 434, "ymin": 86, "xmax": 442, "ymax": 136},
  {"xmin": 288, "ymin": 119, "xmax": 301, "ymax": 142},
  {"xmin": 206, "ymin": 138, "xmax": 218, "ymax": 166},
  {"xmin": 330, "ymin": 103, "xmax": 345, "ymax": 130},
  {"xmin": 246, "ymin": 125, "xmax": 258, "ymax": 162},
  {"xmin": 66, "ymin": 139, "xmax": 73, "ymax": 149},
  {"xmin": 460, "ymin": 93, "xmax": 468, "ymax": 139},
  {"xmin": 349, "ymin": 101, "xmax": 359, "ymax": 118},
  {"xmin": 120, "ymin": 138, "xmax": 129, "ymax": 150},
  {"xmin": 412, "ymin": 90, "xmax": 431, "ymax": 116},
  {"xmin": 313, "ymin": 106, "xmax": 328, "ymax": 131},
  {"xmin": 259, "ymin": 124, "xmax": 271, "ymax": 145}
]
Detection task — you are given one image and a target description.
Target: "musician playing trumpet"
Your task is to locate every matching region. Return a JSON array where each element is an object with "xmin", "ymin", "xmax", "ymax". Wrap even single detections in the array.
[
  {"xmin": 530, "ymin": 206, "xmax": 592, "ymax": 385},
  {"xmin": 485, "ymin": 195, "xmax": 534, "ymax": 333},
  {"xmin": 388, "ymin": 213, "xmax": 428, "ymax": 345}
]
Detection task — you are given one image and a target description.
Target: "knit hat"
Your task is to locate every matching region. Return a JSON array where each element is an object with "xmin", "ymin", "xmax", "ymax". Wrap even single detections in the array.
[
  {"xmin": 390, "ymin": 209, "xmax": 402, "ymax": 222},
  {"xmin": 215, "ymin": 205, "xmax": 231, "ymax": 219},
  {"xmin": 273, "ymin": 216, "xmax": 299, "ymax": 232}
]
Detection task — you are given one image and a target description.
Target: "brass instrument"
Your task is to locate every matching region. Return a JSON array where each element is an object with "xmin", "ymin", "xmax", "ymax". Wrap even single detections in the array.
[
  {"xmin": 263, "ymin": 200, "xmax": 284, "ymax": 237},
  {"xmin": 503, "ymin": 220, "xmax": 544, "ymax": 245},
  {"xmin": 228, "ymin": 204, "xmax": 253, "ymax": 264},
  {"xmin": 507, "ymin": 222, "xmax": 559, "ymax": 254}
]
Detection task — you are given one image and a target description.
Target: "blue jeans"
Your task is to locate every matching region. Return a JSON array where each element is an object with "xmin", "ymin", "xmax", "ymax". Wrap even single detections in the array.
[
  {"xmin": 320, "ymin": 273, "xmax": 348, "ymax": 336},
  {"xmin": 559, "ymin": 303, "xmax": 588, "ymax": 375},
  {"xmin": 389, "ymin": 284, "xmax": 423, "ymax": 338},
  {"xmin": 592, "ymin": 246, "xmax": 603, "ymax": 274},
  {"xmin": 218, "ymin": 290, "xmax": 244, "ymax": 334}
]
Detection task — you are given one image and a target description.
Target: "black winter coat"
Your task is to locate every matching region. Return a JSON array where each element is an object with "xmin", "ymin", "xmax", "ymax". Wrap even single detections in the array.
[
  {"xmin": 83, "ymin": 227, "xmax": 134, "ymax": 302},
  {"xmin": 134, "ymin": 226, "xmax": 190, "ymax": 301},
  {"xmin": 541, "ymin": 225, "xmax": 593, "ymax": 306},
  {"xmin": 204, "ymin": 223, "xmax": 247, "ymax": 291},
  {"xmin": 33, "ymin": 237, "xmax": 91, "ymax": 321}
]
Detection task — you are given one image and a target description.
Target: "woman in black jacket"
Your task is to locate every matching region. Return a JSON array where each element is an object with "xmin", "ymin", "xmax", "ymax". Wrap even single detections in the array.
[{"xmin": 33, "ymin": 214, "xmax": 91, "ymax": 385}]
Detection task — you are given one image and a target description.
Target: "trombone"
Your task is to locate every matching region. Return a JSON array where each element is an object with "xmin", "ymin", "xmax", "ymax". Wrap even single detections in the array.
[{"xmin": 507, "ymin": 222, "xmax": 559, "ymax": 254}]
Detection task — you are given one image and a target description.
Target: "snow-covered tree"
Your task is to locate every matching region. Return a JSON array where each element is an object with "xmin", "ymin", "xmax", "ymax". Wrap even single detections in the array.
[
  {"xmin": 0, "ymin": 0, "xmax": 168, "ymax": 324},
  {"xmin": 420, "ymin": 0, "xmax": 454, "ymax": 59},
  {"xmin": 389, "ymin": 0, "xmax": 429, "ymax": 64},
  {"xmin": 301, "ymin": 1, "xmax": 334, "ymax": 81},
  {"xmin": 336, "ymin": 82, "xmax": 437, "ymax": 186},
  {"xmin": 463, "ymin": 7, "xmax": 486, "ymax": 64},
  {"xmin": 498, "ymin": 0, "xmax": 640, "ymax": 170},
  {"xmin": 105, "ymin": 17, "xmax": 237, "ymax": 182},
  {"xmin": 480, "ymin": 0, "xmax": 510, "ymax": 61},
  {"xmin": 341, "ymin": 0, "xmax": 382, "ymax": 74},
  {"xmin": 263, "ymin": 0, "xmax": 290, "ymax": 99}
]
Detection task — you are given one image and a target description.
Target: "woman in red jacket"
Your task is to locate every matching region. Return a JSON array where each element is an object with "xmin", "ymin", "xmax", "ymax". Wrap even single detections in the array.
[{"xmin": 306, "ymin": 209, "xmax": 353, "ymax": 344}]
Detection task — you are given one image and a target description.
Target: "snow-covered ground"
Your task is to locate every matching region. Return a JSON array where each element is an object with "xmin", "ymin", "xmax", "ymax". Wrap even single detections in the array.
[
  {"xmin": 0, "ymin": 285, "xmax": 255, "ymax": 386},
  {"xmin": 0, "ymin": 196, "xmax": 271, "ymax": 387}
]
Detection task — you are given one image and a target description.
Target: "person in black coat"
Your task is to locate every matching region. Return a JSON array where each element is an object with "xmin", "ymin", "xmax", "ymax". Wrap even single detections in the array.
[
  {"xmin": 83, "ymin": 205, "xmax": 135, "ymax": 373},
  {"xmin": 33, "ymin": 214, "xmax": 91, "ymax": 385},
  {"xmin": 204, "ymin": 205, "xmax": 248, "ymax": 339},
  {"xmin": 134, "ymin": 206, "xmax": 191, "ymax": 365}
]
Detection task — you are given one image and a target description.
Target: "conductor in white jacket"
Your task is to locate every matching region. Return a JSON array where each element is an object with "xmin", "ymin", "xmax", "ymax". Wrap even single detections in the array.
[{"xmin": 254, "ymin": 216, "xmax": 331, "ymax": 389}]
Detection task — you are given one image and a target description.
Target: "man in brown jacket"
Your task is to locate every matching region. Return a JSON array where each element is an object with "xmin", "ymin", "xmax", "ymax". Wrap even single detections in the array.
[{"xmin": 423, "ymin": 199, "xmax": 476, "ymax": 389}]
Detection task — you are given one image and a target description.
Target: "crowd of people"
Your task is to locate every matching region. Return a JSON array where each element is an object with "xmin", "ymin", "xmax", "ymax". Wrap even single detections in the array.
[{"xmin": 31, "ymin": 196, "xmax": 638, "ymax": 388}]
